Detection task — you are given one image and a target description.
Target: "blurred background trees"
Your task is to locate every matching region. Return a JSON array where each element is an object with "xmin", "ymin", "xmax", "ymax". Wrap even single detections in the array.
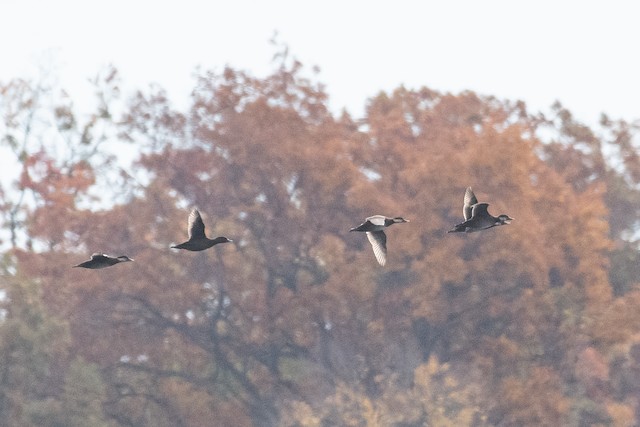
[{"xmin": 1, "ymin": 52, "xmax": 640, "ymax": 426}]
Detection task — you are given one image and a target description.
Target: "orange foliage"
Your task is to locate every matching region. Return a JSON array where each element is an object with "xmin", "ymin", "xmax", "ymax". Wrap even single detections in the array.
[{"xmin": 2, "ymin": 55, "xmax": 640, "ymax": 426}]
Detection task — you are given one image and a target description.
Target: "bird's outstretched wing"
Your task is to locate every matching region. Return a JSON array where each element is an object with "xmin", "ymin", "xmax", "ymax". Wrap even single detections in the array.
[
  {"xmin": 471, "ymin": 202, "xmax": 490, "ymax": 218},
  {"xmin": 188, "ymin": 209, "xmax": 206, "ymax": 239},
  {"xmin": 366, "ymin": 230, "xmax": 387, "ymax": 266},
  {"xmin": 463, "ymin": 187, "xmax": 478, "ymax": 220}
]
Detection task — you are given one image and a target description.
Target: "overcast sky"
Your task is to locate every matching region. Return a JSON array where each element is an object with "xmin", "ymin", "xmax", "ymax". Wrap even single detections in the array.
[{"xmin": 1, "ymin": 0, "xmax": 639, "ymax": 126}]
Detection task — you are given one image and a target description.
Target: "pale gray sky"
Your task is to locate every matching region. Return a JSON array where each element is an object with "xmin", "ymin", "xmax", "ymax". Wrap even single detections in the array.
[{"xmin": 1, "ymin": 0, "xmax": 639, "ymax": 124}]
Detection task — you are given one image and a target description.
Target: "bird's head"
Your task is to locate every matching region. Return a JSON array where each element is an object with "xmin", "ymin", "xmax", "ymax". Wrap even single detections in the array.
[
  {"xmin": 498, "ymin": 215, "xmax": 513, "ymax": 225},
  {"xmin": 393, "ymin": 217, "xmax": 409, "ymax": 224}
]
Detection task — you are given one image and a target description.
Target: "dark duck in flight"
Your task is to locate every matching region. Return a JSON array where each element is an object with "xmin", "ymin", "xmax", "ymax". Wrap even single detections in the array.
[
  {"xmin": 448, "ymin": 187, "xmax": 513, "ymax": 233},
  {"xmin": 73, "ymin": 253, "xmax": 133, "ymax": 269},
  {"xmin": 171, "ymin": 209, "xmax": 232, "ymax": 251}
]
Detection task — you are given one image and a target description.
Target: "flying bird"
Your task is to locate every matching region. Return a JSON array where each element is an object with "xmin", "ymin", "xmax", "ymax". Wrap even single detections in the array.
[
  {"xmin": 448, "ymin": 187, "xmax": 513, "ymax": 233},
  {"xmin": 171, "ymin": 209, "xmax": 232, "ymax": 251},
  {"xmin": 73, "ymin": 253, "xmax": 134, "ymax": 269},
  {"xmin": 350, "ymin": 215, "xmax": 409, "ymax": 266}
]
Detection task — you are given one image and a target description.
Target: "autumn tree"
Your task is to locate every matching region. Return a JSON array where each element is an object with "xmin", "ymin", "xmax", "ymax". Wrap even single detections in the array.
[{"xmin": 2, "ymin": 51, "xmax": 640, "ymax": 426}]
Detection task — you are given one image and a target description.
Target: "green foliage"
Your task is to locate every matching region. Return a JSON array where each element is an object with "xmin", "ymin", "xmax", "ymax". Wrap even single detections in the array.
[
  {"xmin": 26, "ymin": 359, "xmax": 112, "ymax": 427},
  {"xmin": 59, "ymin": 359, "xmax": 111, "ymax": 427},
  {"xmin": 0, "ymin": 275, "xmax": 70, "ymax": 425},
  {"xmin": 0, "ymin": 274, "xmax": 115, "ymax": 426}
]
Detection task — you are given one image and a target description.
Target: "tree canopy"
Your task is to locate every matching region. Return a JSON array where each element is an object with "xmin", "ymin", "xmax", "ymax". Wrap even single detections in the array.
[{"xmin": 1, "ymin": 53, "xmax": 640, "ymax": 426}]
